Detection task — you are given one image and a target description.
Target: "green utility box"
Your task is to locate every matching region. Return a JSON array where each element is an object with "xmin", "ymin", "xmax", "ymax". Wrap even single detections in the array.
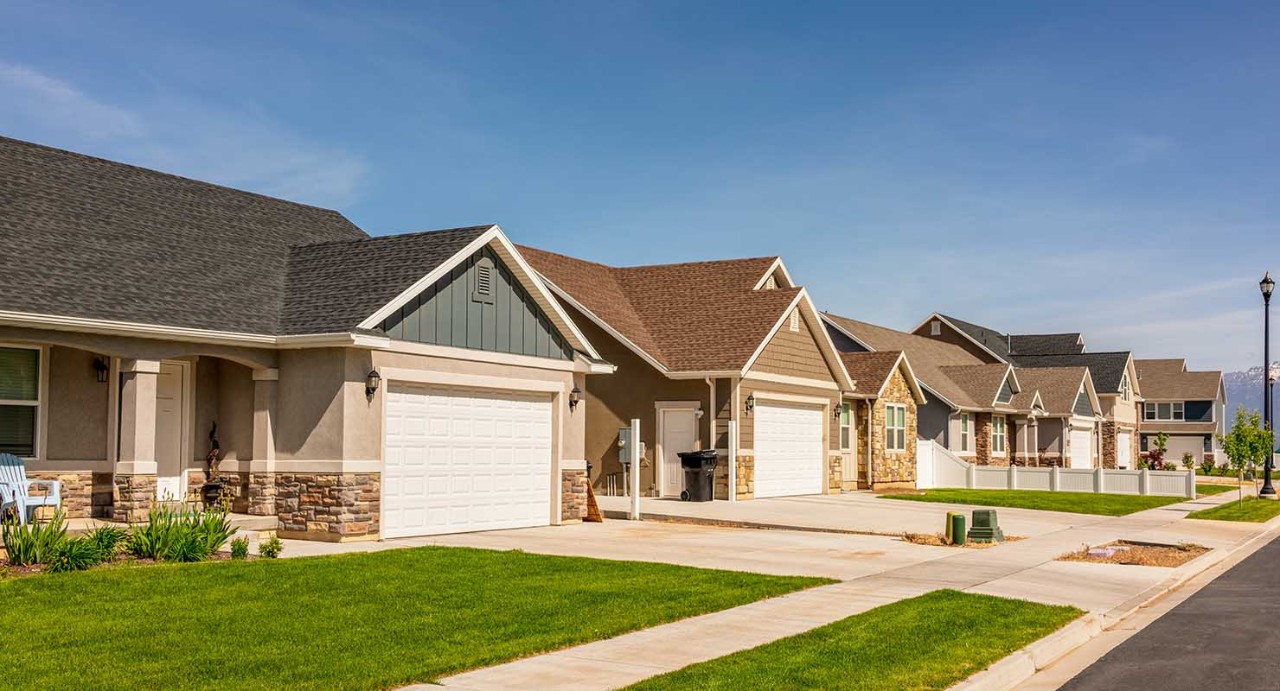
[
  {"xmin": 949, "ymin": 513, "xmax": 966, "ymax": 546},
  {"xmin": 967, "ymin": 509, "xmax": 1005, "ymax": 543}
]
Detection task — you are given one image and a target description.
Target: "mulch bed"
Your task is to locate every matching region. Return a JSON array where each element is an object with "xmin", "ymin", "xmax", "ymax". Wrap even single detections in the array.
[
  {"xmin": 901, "ymin": 532, "xmax": 1025, "ymax": 549},
  {"xmin": 2, "ymin": 551, "xmax": 251, "ymax": 579},
  {"xmin": 1057, "ymin": 540, "xmax": 1208, "ymax": 567}
]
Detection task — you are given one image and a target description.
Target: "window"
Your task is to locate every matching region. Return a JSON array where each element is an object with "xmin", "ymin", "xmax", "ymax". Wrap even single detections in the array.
[
  {"xmin": 992, "ymin": 415, "xmax": 1007, "ymax": 454},
  {"xmin": 839, "ymin": 403, "xmax": 851, "ymax": 449},
  {"xmin": 1204, "ymin": 436, "xmax": 1212, "ymax": 453},
  {"xmin": 959, "ymin": 413, "xmax": 970, "ymax": 452},
  {"xmin": 1144, "ymin": 402, "xmax": 1185, "ymax": 421},
  {"xmin": 885, "ymin": 404, "xmax": 907, "ymax": 452},
  {"xmin": 471, "ymin": 256, "xmax": 495, "ymax": 304},
  {"xmin": 930, "ymin": 321, "xmax": 941, "ymax": 336},
  {"xmin": 789, "ymin": 310, "xmax": 800, "ymax": 332},
  {"xmin": 0, "ymin": 346, "xmax": 40, "ymax": 458}
]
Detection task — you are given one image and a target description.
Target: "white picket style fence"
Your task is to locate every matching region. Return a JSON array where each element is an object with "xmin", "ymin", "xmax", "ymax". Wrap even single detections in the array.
[{"xmin": 915, "ymin": 440, "xmax": 1197, "ymax": 498}]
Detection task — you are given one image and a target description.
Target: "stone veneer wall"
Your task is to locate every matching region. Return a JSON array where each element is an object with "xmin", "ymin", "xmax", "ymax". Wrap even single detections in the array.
[
  {"xmin": 827, "ymin": 455, "xmax": 842, "ymax": 492},
  {"xmin": 1101, "ymin": 421, "xmax": 1139, "ymax": 469},
  {"xmin": 26, "ymin": 472, "xmax": 113, "ymax": 519},
  {"xmin": 561, "ymin": 469, "xmax": 588, "ymax": 522},
  {"xmin": 868, "ymin": 370, "xmax": 918, "ymax": 488},
  {"xmin": 735, "ymin": 455, "xmax": 755, "ymax": 500},
  {"xmin": 186, "ymin": 470, "xmax": 250, "ymax": 512},
  {"xmin": 974, "ymin": 414, "xmax": 992, "ymax": 465},
  {"xmin": 249, "ymin": 473, "xmax": 276, "ymax": 516},
  {"xmin": 113, "ymin": 475, "xmax": 157, "ymax": 522},
  {"xmin": 276, "ymin": 473, "xmax": 380, "ymax": 541}
]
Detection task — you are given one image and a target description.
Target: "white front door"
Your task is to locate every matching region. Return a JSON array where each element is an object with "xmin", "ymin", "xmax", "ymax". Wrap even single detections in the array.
[
  {"xmin": 753, "ymin": 401, "xmax": 825, "ymax": 498},
  {"xmin": 154, "ymin": 361, "xmax": 187, "ymax": 502},
  {"xmin": 1117, "ymin": 432, "xmax": 1132, "ymax": 469},
  {"xmin": 382, "ymin": 383, "xmax": 553, "ymax": 538},
  {"xmin": 659, "ymin": 408, "xmax": 699, "ymax": 498},
  {"xmin": 1069, "ymin": 429, "xmax": 1093, "ymax": 469}
]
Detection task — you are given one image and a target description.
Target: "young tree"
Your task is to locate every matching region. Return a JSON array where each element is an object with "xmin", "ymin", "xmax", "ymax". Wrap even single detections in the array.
[
  {"xmin": 1217, "ymin": 407, "xmax": 1272, "ymax": 504},
  {"xmin": 1143, "ymin": 431, "xmax": 1171, "ymax": 469}
]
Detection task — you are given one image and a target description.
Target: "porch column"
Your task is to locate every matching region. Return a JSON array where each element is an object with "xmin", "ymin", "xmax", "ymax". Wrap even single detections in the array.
[
  {"xmin": 1030, "ymin": 418, "xmax": 1040, "ymax": 466},
  {"xmin": 114, "ymin": 359, "xmax": 161, "ymax": 521},
  {"xmin": 248, "ymin": 368, "xmax": 278, "ymax": 516}
]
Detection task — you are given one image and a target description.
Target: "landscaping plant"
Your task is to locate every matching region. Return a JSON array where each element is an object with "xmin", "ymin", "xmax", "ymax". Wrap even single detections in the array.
[
  {"xmin": 84, "ymin": 525, "xmax": 127, "ymax": 561},
  {"xmin": 1182, "ymin": 452, "xmax": 1196, "ymax": 471},
  {"xmin": 46, "ymin": 537, "xmax": 105, "ymax": 573},
  {"xmin": 229, "ymin": 536, "xmax": 249, "ymax": 560},
  {"xmin": 258, "ymin": 535, "xmax": 283, "ymax": 559},
  {"xmin": 1218, "ymin": 407, "xmax": 1273, "ymax": 506},
  {"xmin": 1201, "ymin": 455, "xmax": 1217, "ymax": 475},
  {"xmin": 125, "ymin": 505, "xmax": 236, "ymax": 562},
  {"xmin": 2, "ymin": 511, "xmax": 67, "ymax": 566},
  {"xmin": 1141, "ymin": 431, "xmax": 1171, "ymax": 469}
]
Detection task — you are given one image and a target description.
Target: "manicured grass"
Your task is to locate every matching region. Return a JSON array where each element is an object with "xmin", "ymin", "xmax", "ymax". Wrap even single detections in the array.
[
  {"xmin": 882, "ymin": 487, "xmax": 1212, "ymax": 516},
  {"xmin": 627, "ymin": 590, "xmax": 1082, "ymax": 690},
  {"xmin": 1188, "ymin": 495, "xmax": 1280, "ymax": 522},
  {"xmin": 0, "ymin": 547, "xmax": 827, "ymax": 690},
  {"xmin": 1195, "ymin": 483, "xmax": 1238, "ymax": 497}
]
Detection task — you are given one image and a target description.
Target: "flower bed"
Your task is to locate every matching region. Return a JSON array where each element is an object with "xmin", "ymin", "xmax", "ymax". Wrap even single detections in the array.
[{"xmin": 1057, "ymin": 540, "xmax": 1208, "ymax": 567}]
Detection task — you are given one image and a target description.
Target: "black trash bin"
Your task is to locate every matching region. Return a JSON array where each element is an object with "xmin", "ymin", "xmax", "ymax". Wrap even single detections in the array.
[{"xmin": 678, "ymin": 450, "xmax": 718, "ymax": 502}]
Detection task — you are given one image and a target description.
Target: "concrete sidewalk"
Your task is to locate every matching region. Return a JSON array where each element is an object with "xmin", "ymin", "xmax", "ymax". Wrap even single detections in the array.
[{"xmin": 405, "ymin": 489, "xmax": 1264, "ymax": 690}]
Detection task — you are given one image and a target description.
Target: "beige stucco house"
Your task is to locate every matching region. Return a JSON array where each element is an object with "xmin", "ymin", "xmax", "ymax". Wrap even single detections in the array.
[
  {"xmin": 0, "ymin": 136, "xmax": 610, "ymax": 541},
  {"xmin": 520, "ymin": 248, "xmax": 856, "ymax": 501}
]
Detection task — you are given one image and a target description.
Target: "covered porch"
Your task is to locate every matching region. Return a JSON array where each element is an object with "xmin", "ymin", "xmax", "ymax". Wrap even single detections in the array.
[{"xmin": 1, "ymin": 326, "xmax": 281, "ymax": 522}]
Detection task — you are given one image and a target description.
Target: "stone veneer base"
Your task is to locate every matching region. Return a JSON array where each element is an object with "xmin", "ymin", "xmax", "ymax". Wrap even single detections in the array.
[
  {"xmin": 561, "ymin": 469, "xmax": 588, "ymax": 522},
  {"xmin": 275, "ymin": 473, "xmax": 380, "ymax": 541}
]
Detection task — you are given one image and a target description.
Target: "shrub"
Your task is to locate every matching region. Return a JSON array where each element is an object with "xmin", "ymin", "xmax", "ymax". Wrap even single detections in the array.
[
  {"xmin": 1182, "ymin": 452, "xmax": 1196, "ymax": 471},
  {"xmin": 46, "ymin": 537, "xmax": 105, "ymax": 573},
  {"xmin": 125, "ymin": 505, "xmax": 236, "ymax": 562},
  {"xmin": 2, "ymin": 511, "xmax": 68, "ymax": 566},
  {"xmin": 229, "ymin": 537, "xmax": 250, "ymax": 560},
  {"xmin": 1201, "ymin": 456, "xmax": 1217, "ymax": 475},
  {"xmin": 258, "ymin": 536, "xmax": 283, "ymax": 559},
  {"xmin": 84, "ymin": 525, "xmax": 128, "ymax": 561}
]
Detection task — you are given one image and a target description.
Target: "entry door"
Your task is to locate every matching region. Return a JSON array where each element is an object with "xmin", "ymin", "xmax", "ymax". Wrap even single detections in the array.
[
  {"xmin": 660, "ymin": 408, "xmax": 699, "ymax": 497},
  {"xmin": 1116, "ymin": 432, "xmax": 1132, "ymax": 469},
  {"xmin": 154, "ymin": 362, "xmax": 187, "ymax": 502},
  {"xmin": 1069, "ymin": 429, "xmax": 1092, "ymax": 469}
]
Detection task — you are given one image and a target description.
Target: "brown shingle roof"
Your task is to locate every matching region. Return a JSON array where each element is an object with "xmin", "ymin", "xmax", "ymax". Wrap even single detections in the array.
[
  {"xmin": 1009, "ymin": 367, "xmax": 1090, "ymax": 416},
  {"xmin": 1135, "ymin": 359, "xmax": 1223, "ymax": 401},
  {"xmin": 938, "ymin": 364, "xmax": 1016, "ymax": 409},
  {"xmin": 521, "ymin": 246, "xmax": 799, "ymax": 372},
  {"xmin": 840, "ymin": 351, "xmax": 903, "ymax": 395}
]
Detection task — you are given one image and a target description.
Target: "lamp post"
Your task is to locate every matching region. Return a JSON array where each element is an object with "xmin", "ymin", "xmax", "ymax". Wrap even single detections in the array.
[{"xmin": 1262, "ymin": 272, "xmax": 1276, "ymax": 499}]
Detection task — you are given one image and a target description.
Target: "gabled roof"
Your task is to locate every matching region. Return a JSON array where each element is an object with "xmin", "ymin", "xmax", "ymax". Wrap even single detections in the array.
[
  {"xmin": 938, "ymin": 363, "xmax": 1020, "ymax": 410},
  {"xmin": 0, "ymin": 135, "xmax": 366, "ymax": 336},
  {"xmin": 916, "ymin": 313, "xmax": 1088, "ymax": 362},
  {"xmin": 523, "ymin": 247, "xmax": 850, "ymax": 384},
  {"xmin": 1009, "ymin": 333, "xmax": 1085, "ymax": 356},
  {"xmin": 839, "ymin": 350, "xmax": 926, "ymax": 403},
  {"xmin": 1009, "ymin": 366, "xmax": 1097, "ymax": 417},
  {"xmin": 932, "ymin": 313, "xmax": 1013, "ymax": 361},
  {"xmin": 1016, "ymin": 352, "xmax": 1135, "ymax": 395},
  {"xmin": 1135, "ymin": 359, "xmax": 1224, "ymax": 401}
]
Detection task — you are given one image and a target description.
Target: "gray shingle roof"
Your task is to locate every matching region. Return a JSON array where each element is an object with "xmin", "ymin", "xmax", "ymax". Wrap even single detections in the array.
[
  {"xmin": 1015, "ymin": 352, "xmax": 1133, "ymax": 394},
  {"xmin": 939, "ymin": 314, "xmax": 1013, "ymax": 360},
  {"xmin": 1009, "ymin": 333, "xmax": 1084, "ymax": 356},
  {"xmin": 0, "ymin": 136, "xmax": 368, "ymax": 335},
  {"xmin": 279, "ymin": 226, "xmax": 493, "ymax": 335}
]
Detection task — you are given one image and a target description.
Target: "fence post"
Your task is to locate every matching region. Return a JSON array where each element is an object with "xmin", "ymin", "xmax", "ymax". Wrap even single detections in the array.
[
  {"xmin": 1094, "ymin": 467, "xmax": 1105, "ymax": 494},
  {"xmin": 1008, "ymin": 464, "xmax": 1018, "ymax": 490},
  {"xmin": 1186, "ymin": 469, "xmax": 1196, "ymax": 498},
  {"xmin": 629, "ymin": 418, "xmax": 642, "ymax": 519},
  {"xmin": 967, "ymin": 462, "xmax": 976, "ymax": 490},
  {"xmin": 1139, "ymin": 468, "xmax": 1149, "ymax": 496},
  {"xmin": 1050, "ymin": 465, "xmax": 1059, "ymax": 492}
]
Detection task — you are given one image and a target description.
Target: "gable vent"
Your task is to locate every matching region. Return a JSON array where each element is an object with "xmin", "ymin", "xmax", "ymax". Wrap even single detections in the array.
[
  {"xmin": 472, "ymin": 256, "xmax": 495, "ymax": 304},
  {"xmin": 930, "ymin": 320, "xmax": 941, "ymax": 336},
  {"xmin": 789, "ymin": 310, "xmax": 800, "ymax": 332},
  {"xmin": 764, "ymin": 275, "xmax": 777, "ymax": 290}
]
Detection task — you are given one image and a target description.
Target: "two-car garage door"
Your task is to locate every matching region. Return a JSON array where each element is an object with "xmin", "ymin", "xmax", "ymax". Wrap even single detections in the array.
[
  {"xmin": 753, "ymin": 401, "xmax": 825, "ymax": 498},
  {"xmin": 383, "ymin": 383, "xmax": 553, "ymax": 538}
]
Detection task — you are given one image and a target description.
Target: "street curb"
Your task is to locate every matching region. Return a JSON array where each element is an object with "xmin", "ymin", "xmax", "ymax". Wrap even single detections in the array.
[{"xmin": 948, "ymin": 515, "xmax": 1280, "ymax": 691}]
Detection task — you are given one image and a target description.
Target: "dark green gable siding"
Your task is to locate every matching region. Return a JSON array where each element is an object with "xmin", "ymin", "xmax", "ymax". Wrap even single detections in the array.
[
  {"xmin": 380, "ymin": 246, "xmax": 573, "ymax": 360},
  {"xmin": 995, "ymin": 376, "xmax": 1014, "ymax": 404},
  {"xmin": 1073, "ymin": 390, "xmax": 1093, "ymax": 417}
]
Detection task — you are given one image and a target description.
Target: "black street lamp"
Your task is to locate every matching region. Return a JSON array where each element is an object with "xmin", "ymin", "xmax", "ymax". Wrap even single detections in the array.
[{"xmin": 1262, "ymin": 272, "xmax": 1276, "ymax": 499}]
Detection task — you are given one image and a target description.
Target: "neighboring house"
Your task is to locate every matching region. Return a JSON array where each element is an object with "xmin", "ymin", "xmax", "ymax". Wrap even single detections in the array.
[
  {"xmin": 0, "ymin": 136, "xmax": 611, "ymax": 541},
  {"xmin": 521, "ymin": 247, "xmax": 855, "ymax": 501},
  {"xmin": 1007, "ymin": 367, "xmax": 1104, "ymax": 468},
  {"xmin": 911, "ymin": 313, "xmax": 1141, "ymax": 469},
  {"xmin": 838, "ymin": 351, "xmax": 928, "ymax": 490},
  {"xmin": 1134, "ymin": 359, "xmax": 1227, "ymax": 464},
  {"xmin": 822, "ymin": 313, "xmax": 1056, "ymax": 467}
]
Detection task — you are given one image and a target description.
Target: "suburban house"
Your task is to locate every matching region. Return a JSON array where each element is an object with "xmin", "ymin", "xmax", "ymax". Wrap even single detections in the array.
[
  {"xmin": 1006, "ymin": 367, "xmax": 1104, "ymax": 468},
  {"xmin": 822, "ymin": 313, "xmax": 1072, "ymax": 467},
  {"xmin": 521, "ymin": 247, "xmax": 856, "ymax": 501},
  {"xmin": 1134, "ymin": 359, "xmax": 1227, "ymax": 465},
  {"xmin": 911, "ymin": 313, "xmax": 1141, "ymax": 469},
  {"xmin": 838, "ymin": 350, "xmax": 928, "ymax": 490},
  {"xmin": 0, "ymin": 136, "xmax": 612, "ymax": 541}
]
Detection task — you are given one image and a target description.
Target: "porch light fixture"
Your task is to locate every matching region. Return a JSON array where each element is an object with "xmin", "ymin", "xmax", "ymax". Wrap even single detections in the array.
[
  {"xmin": 93, "ymin": 357, "xmax": 110, "ymax": 383},
  {"xmin": 568, "ymin": 386, "xmax": 582, "ymax": 412},
  {"xmin": 744, "ymin": 394, "xmax": 755, "ymax": 415},
  {"xmin": 365, "ymin": 370, "xmax": 381, "ymax": 398}
]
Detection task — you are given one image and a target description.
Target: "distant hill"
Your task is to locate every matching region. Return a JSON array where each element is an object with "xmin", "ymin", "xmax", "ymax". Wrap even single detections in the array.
[{"xmin": 1223, "ymin": 363, "xmax": 1278, "ymax": 416}]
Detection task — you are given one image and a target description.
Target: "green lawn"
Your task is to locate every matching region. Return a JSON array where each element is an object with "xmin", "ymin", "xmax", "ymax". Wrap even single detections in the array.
[
  {"xmin": 1188, "ymin": 495, "xmax": 1280, "ymax": 522},
  {"xmin": 0, "ymin": 547, "xmax": 827, "ymax": 690},
  {"xmin": 627, "ymin": 590, "xmax": 1082, "ymax": 690},
  {"xmin": 1195, "ymin": 483, "xmax": 1238, "ymax": 497},
  {"xmin": 882, "ymin": 486, "xmax": 1224, "ymax": 516}
]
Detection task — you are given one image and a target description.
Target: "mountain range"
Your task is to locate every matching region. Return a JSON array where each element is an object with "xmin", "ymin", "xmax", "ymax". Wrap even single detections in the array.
[{"xmin": 1223, "ymin": 362, "xmax": 1279, "ymax": 417}]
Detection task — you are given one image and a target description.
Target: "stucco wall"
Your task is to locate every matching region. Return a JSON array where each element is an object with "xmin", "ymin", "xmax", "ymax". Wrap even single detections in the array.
[
  {"xmin": 44, "ymin": 345, "xmax": 109, "ymax": 461},
  {"xmin": 275, "ymin": 348, "xmax": 347, "ymax": 461},
  {"xmin": 1037, "ymin": 418, "xmax": 1064, "ymax": 455}
]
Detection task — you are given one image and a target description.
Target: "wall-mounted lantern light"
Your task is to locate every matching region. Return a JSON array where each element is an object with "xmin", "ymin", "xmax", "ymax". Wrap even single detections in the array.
[
  {"xmin": 568, "ymin": 386, "xmax": 582, "ymax": 412},
  {"xmin": 695, "ymin": 407, "xmax": 704, "ymax": 419},
  {"xmin": 365, "ymin": 370, "xmax": 381, "ymax": 398},
  {"xmin": 93, "ymin": 357, "xmax": 110, "ymax": 383},
  {"xmin": 744, "ymin": 393, "xmax": 755, "ymax": 415}
]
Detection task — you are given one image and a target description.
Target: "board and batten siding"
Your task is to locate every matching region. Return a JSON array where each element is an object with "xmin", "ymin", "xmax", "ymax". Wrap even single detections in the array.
[
  {"xmin": 380, "ymin": 246, "xmax": 573, "ymax": 360},
  {"xmin": 1073, "ymin": 390, "xmax": 1094, "ymax": 417},
  {"xmin": 996, "ymin": 375, "xmax": 1014, "ymax": 404}
]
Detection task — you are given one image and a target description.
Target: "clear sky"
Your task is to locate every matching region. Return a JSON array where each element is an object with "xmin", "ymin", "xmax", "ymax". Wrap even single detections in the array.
[{"xmin": 2, "ymin": 1, "xmax": 1278, "ymax": 372}]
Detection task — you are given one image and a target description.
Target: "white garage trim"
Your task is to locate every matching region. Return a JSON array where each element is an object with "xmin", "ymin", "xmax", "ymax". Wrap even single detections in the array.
[
  {"xmin": 753, "ymin": 401, "xmax": 826, "ymax": 498},
  {"xmin": 750, "ymin": 390, "xmax": 832, "ymax": 406},
  {"xmin": 379, "ymin": 367, "xmax": 567, "ymax": 394}
]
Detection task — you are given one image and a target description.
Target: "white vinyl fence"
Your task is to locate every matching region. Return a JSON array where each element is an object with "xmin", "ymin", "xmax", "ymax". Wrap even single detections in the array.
[{"xmin": 916, "ymin": 440, "xmax": 1197, "ymax": 498}]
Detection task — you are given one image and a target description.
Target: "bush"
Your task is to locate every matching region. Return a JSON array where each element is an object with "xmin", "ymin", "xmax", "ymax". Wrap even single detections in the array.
[
  {"xmin": 258, "ymin": 536, "xmax": 283, "ymax": 559},
  {"xmin": 2, "ymin": 511, "xmax": 68, "ymax": 566},
  {"xmin": 84, "ymin": 525, "xmax": 127, "ymax": 561},
  {"xmin": 1201, "ymin": 456, "xmax": 1217, "ymax": 475},
  {"xmin": 1182, "ymin": 452, "xmax": 1196, "ymax": 471},
  {"xmin": 229, "ymin": 537, "xmax": 250, "ymax": 560},
  {"xmin": 46, "ymin": 537, "xmax": 105, "ymax": 573},
  {"xmin": 125, "ymin": 505, "xmax": 236, "ymax": 562}
]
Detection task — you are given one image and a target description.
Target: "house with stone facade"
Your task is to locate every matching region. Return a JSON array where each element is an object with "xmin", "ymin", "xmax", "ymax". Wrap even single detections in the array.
[
  {"xmin": 0, "ymin": 136, "xmax": 611, "ymax": 541},
  {"xmin": 911, "ymin": 313, "xmax": 1141, "ymax": 469},
  {"xmin": 521, "ymin": 248, "xmax": 855, "ymax": 501},
  {"xmin": 1006, "ymin": 367, "xmax": 1103, "ymax": 468},
  {"xmin": 837, "ymin": 351, "xmax": 927, "ymax": 490},
  {"xmin": 1134, "ymin": 359, "xmax": 1227, "ymax": 465}
]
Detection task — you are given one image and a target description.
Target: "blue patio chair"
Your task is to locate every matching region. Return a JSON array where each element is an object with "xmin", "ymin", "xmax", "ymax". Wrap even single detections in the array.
[{"xmin": 0, "ymin": 453, "xmax": 61, "ymax": 525}]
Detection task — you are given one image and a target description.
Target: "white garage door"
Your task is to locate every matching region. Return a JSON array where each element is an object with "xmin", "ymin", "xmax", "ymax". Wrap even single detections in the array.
[
  {"xmin": 1069, "ymin": 429, "xmax": 1093, "ymax": 469},
  {"xmin": 753, "ymin": 401, "xmax": 825, "ymax": 498},
  {"xmin": 1116, "ymin": 432, "xmax": 1132, "ymax": 469},
  {"xmin": 383, "ymin": 383, "xmax": 553, "ymax": 538}
]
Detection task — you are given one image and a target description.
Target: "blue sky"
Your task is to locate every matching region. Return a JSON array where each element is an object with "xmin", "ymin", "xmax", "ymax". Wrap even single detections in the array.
[{"xmin": 2, "ymin": 1, "xmax": 1278, "ymax": 372}]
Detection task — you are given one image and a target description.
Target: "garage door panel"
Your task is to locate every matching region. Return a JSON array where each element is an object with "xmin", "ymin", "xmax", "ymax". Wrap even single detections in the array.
[
  {"xmin": 754, "ymin": 402, "xmax": 825, "ymax": 498},
  {"xmin": 383, "ymin": 384, "xmax": 553, "ymax": 538},
  {"xmin": 1069, "ymin": 429, "xmax": 1092, "ymax": 469}
]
